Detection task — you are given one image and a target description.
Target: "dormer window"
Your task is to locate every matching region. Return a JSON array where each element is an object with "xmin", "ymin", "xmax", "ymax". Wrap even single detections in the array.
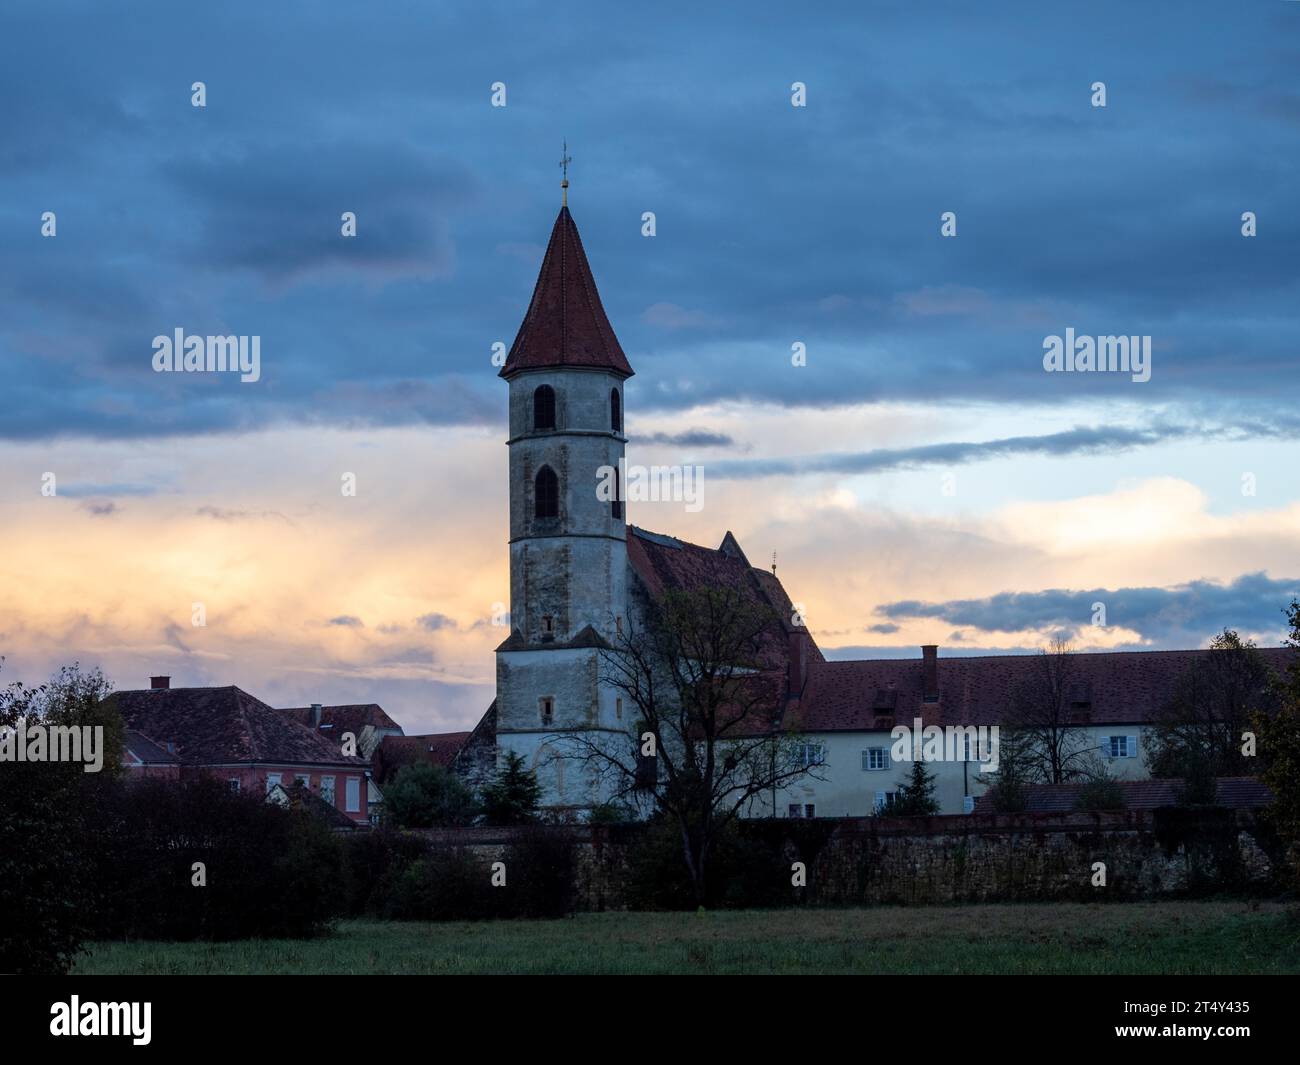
[{"xmin": 533, "ymin": 385, "xmax": 556, "ymax": 431}]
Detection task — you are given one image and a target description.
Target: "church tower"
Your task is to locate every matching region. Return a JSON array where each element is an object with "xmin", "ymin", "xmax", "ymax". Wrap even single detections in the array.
[{"xmin": 494, "ymin": 195, "xmax": 635, "ymax": 813}]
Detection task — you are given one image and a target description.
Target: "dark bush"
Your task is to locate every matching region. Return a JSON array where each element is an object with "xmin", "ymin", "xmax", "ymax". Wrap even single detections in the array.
[
  {"xmin": 340, "ymin": 828, "xmax": 431, "ymax": 916},
  {"xmin": 92, "ymin": 776, "xmax": 345, "ymax": 941},
  {"xmin": 499, "ymin": 825, "xmax": 576, "ymax": 918},
  {"xmin": 381, "ymin": 847, "xmax": 496, "ymax": 920}
]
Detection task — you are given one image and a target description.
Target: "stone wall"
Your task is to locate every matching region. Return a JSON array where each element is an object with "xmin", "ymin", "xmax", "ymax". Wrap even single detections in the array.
[{"xmin": 410, "ymin": 809, "xmax": 1283, "ymax": 911}]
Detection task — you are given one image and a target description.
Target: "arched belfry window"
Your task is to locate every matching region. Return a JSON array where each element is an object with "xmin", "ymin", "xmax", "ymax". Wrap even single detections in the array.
[
  {"xmin": 610, "ymin": 388, "xmax": 622, "ymax": 432},
  {"xmin": 533, "ymin": 385, "xmax": 556, "ymax": 431},
  {"xmin": 534, "ymin": 466, "xmax": 559, "ymax": 520}
]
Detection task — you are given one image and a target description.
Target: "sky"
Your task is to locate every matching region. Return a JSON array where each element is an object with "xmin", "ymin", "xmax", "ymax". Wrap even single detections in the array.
[{"xmin": 1, "ymin": 1, "xmax": 1298, "ymax": 733}]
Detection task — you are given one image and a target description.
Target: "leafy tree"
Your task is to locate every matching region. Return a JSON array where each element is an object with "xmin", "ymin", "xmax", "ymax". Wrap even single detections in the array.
[
  {"xmin": 481, "ymin": 751, "xmax": 541, "ymax": 826},
  {"xmin": 1147, "ymin": 629, "xmax": 1280, "ymax": 781},
  {"xmin": 382, "ymin": 762, "xmax": 478, "ymax": 828},
  {"xmin": 1255, "ymin": 599, "xmax": 1300, "ymax": 885},
  {"xmin": 893, "ymin": 757, "xmax": 940, "ymax": 815},
  {"xmin": 1075, "ymin": 768, "xmax": 1127, "ymax": 811},
  {"xmin": 0, "ymin": 662, "xmax": 121, "ymax": 974}
]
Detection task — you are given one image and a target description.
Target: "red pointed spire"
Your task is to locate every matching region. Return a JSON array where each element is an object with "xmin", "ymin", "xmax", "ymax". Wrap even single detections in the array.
[{"xmin": 499, "ymin": 206, "xmax": 634, "ymax": 379}]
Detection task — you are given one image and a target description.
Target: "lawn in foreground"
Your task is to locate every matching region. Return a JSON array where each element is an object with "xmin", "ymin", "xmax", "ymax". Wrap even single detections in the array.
[{"xmin": 76, "ymin": 901, "xmax": 1300, "ymax": 975}]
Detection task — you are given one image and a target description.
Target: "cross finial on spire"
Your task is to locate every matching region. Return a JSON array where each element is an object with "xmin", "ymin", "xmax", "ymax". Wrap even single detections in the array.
[
  {"xmin": 772, "ymin": 551, "xmax": 777, "ymax": 576},
  {"xmin": 559, "ymin": 139, "xmax": 572, "ymax": 206}
]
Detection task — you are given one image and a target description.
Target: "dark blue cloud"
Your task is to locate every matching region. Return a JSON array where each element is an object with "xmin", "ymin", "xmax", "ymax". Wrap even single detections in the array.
[
  {"xmin": 2, "ymin": 0, "xmax": 1297, "ymax": 442},
  {"xmin": 877, "ymin": 572, "xmax": 1300, "ymax": 647}
]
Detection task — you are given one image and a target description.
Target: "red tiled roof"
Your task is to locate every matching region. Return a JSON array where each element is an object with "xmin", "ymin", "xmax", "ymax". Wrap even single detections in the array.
[
  {"xmin": 375, "ymin": 732, "xmax": 471, "ymax": 782},
  {"xmin": 279, "ymin": 703, "xmax": 401, "ymax": 735},
  {"xmin": 791, "ymin": 647, "xmax": 1295, "ymax": 732},
  {"xmin": 627, "ymin": 526, "xmax": 823, "ymax": 673},
  {"xmin": 498, "ymin": 205, "xmax": 634, "ymax": 379},
  {"xmin": 106, "ymin": 686, "xmax": 367, "ymax": 768},
  {"xmin": 973, "ymin": 776, "xmax": 1273, "ymax": 813}
]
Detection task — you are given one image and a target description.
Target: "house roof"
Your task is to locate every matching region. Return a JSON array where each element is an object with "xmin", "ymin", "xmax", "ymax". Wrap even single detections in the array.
[
  {"xmin": 973, "ymin": 776, "xmax": 1273, "ymax": 814},
  {"xmin": 788, "ymin": 647, "xmax": 1296, "ymax": 732},
  {"xmin": 269, "ymin": 781, "xmax": 361, "ymax": 829},
  {"xmin": 627, "ymin": 526, "xmax": 821, "ymax": 673},
  {"xmin": 498, "ymin": 205, "xmax": 634, "ymax": 379},
  {"xmin": 122, "ymin": 730, "xmax": 179, "ymax": 766},
  {"xmin": 375, "ymin": 732, "xmax": 471, "ymax": 783},
  {"xmin": 106, "ymin": 686, "xmax": 367, "ymax": 768},
  {"xmin": 278, "ymin": 703, "xmax": 401, "ymax": 735}
]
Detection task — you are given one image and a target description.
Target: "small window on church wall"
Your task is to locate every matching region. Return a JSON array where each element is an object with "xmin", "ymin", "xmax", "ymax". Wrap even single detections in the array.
[
  {"xmin": 534, "ymin": 466, "xmax": 559, "ymax": 519},
  {"xmin": 615, "ymin": 697, "xmax": 623, "ymax": 720},
  {"xmin": 540, "ymin": 697, "xmax": 554, "ymax": 726},
  {"xmin": 610, "ymin": 388, "xmax": 621, "ymax": 432},
  {"xmin": 611, "ymin": 467, "xmax": 622, "ymax": 521},
  {"xmin": 542, "ymin": 614, "xmax": 554, "ymax": 634},
  {"xmin": 533, "ymin": 385, "xmax": 556, "ymax": 431}
]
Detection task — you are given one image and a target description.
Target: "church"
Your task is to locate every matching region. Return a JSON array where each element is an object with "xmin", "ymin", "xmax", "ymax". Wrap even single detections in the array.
[{"xmin": 454, "ymin": 195, "xmax": 1294, "ymax": 819}]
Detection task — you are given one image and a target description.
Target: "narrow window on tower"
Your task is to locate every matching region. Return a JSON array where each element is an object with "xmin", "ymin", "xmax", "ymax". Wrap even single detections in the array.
[
  {"xmin": 611, "ymin": 465, "xmax": 622, "ymax": 521},
  {"xmin": 542, "ymin": 614, "xmax": 555, "ymax": 635},
  {"xmin": 534, "ymin": 466, "xmax": 559, "ymax": 519},
  {"xmin": 533, "ymin": 385, "xmax": 556, "ymax": 431},
  {"xmin": 610, "ymin": 388, "xmax": 621, "ymax": 432},
  {"xmin": 540, "ymin": 697, "xmax": 554, "ymax": 726}
]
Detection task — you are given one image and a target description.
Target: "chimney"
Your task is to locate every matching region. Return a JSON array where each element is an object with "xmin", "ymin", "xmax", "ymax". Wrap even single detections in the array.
[
  {"xmin": 921, "ymin": 646, "xmax": 939, "ymax": 702},
  {"xmin": 311, "ymin": 703, "xmax": 324, "ymax": 728},
  {"xmin": 150, "ymin": 676, "xmax": 170, "ymax": 690}
]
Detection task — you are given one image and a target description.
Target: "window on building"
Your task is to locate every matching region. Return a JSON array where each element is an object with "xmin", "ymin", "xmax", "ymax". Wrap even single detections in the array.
[
  {"xmin": 345, "ymin": 776, "xmax": 361, "ymax": 813},
  {"xmin": 788, "ymin": 803, "xmax": 803, "ymax": 818},
  {"xmin": 228, "ymin": 778, "xmax": 240, "ymax": 793},
  {"xmin": 534, "ymin": 466, "xmax": 559, "ymax": 519},
  {"xmin": 611, "ymin": 388, "xmax": 621, "ymax": 432},
  {"xmin": 1108, "ymin": 735, "xmax": 1137, "ymax": 758},
  {"xmin": 874, "ymin": 790, "xmax": 899, "ymax": 813},
  {"xmin": 266, "ymin": 772, "xmax": 282, "ymax": 794},
  {"xmin": 862, "ymin": 747, "xmax": 889, "ymax": 771},
  {"xmin": 295, "ymin": 773, "xmax": 310, "ymax": 787},
  {"xmin": 615, "ymin": 615, "xmax": 623, "ymax": 634},
  {"xmin": 542, "ymin": 614, "xmax": 555, "ymax": 635},
  {"xmin": 615, "ymin": 697, "xmax": 623, "ymax": 720},
  {"xmin": 611, "ymin": 465, "xmax": 622, "ymax": 521},
  {"xmin": 321, "ymin": 776, "xmax": 336, "ymax": 804},
  {"xmin": 533, "ymin": 385, "xmax": 556, "ymax": 431},
  {"xmin": 804, "ymin": 803, "xmax": 816, "ymax": 819},
  {"xmin": 540, "ymin": 697, "xmax": 555, "ymax": 726},
  {"xmin": 796, "ymin": 743, "xmax": 823, "ymax": 768}
]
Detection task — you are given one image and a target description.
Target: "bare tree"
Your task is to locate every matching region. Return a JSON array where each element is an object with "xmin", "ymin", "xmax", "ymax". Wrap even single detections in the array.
[
  {"xmin": 1007, "ymin": 639, "xmax": 1097, "ymax": 784},
  {"xmin": 559, "ymin": 585, "xmax": 824, "ymax": 906}
]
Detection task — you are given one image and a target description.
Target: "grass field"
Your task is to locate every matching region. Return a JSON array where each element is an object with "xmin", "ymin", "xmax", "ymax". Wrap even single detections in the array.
[{"xmin": 75, "ymin": 901, "xmax": 1300, "ymax": 975}]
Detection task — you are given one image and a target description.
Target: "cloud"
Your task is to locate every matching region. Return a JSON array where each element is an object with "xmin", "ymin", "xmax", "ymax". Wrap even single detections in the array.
[
  {"xmin": 57, "ymin": 482, "xmax": 158, "ymax": 499},
  {"xmin": 327, "ymin": 615, "xmax": 365, "ymax": 628},
  {"xmin": 631, "ymin": 429, "xmax": 739, "ymax": 449},
  {"xmin": 80, "ymin": 501, "xmax": 119, "ymax": 517},
  {"xmin": 416, "ymin": 613, "xmax": 457, "ymax": 632},
  {"xmin": 878, "ymin": 572, "xmax": 1300, "ymax": 646}
]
